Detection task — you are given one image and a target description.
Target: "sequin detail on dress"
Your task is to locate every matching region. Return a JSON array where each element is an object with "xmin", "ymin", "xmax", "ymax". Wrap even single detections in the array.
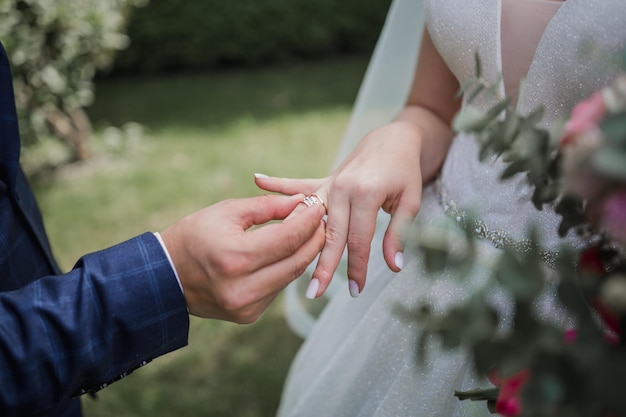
[{"xmin": 436, "ymin": 178, "xmax": 559, "ymax": 268}]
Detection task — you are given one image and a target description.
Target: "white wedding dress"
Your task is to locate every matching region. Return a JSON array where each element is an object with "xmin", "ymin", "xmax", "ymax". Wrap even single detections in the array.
[{"xmin": 278, "ymin": 1, "xmax": 626, "ymax": 416}]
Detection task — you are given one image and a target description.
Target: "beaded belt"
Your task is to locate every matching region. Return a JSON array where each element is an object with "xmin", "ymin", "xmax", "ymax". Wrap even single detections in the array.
[{"xmin": 435, "ymin": 178, "xmax": 559, "ymax": 268}]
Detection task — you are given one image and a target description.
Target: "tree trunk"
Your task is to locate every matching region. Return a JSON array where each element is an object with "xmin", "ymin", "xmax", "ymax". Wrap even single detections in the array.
[{"xmin": 45, "ymin": 106, "xmax": 92, "ymax": 161}]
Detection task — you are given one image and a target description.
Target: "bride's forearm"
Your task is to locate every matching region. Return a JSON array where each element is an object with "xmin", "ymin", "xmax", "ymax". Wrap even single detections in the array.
[
  {"xmin": 394, "ymin": 105, "xmax": 455, "ymax": 184},
  {"xmin": 389, "ymin": 29, "xmax": 459, "ymax": 185}
]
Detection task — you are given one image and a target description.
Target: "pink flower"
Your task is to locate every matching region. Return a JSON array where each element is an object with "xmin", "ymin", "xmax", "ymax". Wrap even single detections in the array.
[
  {"xmin": 562, "ymin": 91, "xmax": 607, "ymax": 146},
  {"xmin": 493, "ymin": 368, "xmax": 532, "ymax": 417},
  {"xmin": 560, "ymin": 128, "xmax": 604, "ymax": 202},
  {"xmin": 601, "ymin": 191, "xmax": 626, "ymax": 244},
  {"xmin": 564, "ymin": 328, "xmax": 578, "ymax": 344}
]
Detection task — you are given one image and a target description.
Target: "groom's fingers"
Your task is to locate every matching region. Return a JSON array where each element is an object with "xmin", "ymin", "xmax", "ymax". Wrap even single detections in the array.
[
  {"xmin": 255, "ymin": 219, "xmax": 326, "ymax": 295},
  {"xmin": 245, "ymin": 201, "xmax": 326, "ymax": 270},
  {"xmin": 235, "ymin": 194, "xmax": 304, "ymax": 229},
  {"xmin": 229, "ymin": 220, "xmax": 327, "ymax": 322}
]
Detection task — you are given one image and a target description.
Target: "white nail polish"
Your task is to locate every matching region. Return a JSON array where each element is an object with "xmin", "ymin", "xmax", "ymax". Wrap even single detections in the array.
[
  {"xmin": 254, "ymin": 173, "xmax": 269, "ymax": 179},
  {"xmin": 305, "ymin": 278, "xmax": 320, "ymax": 299},
  {"xmin": 395, "ymin": 252, "xmax": 404, "ymax": 270},
  {"xmin": 349, "ymin": 280, "xmax": 360, "ymax": 298}
]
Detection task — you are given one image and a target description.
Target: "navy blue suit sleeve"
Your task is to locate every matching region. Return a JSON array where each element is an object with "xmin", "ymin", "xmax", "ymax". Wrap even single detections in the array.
[{"xmin": 0, "ymin": 232, "xmax": 190, "ymax": 415}]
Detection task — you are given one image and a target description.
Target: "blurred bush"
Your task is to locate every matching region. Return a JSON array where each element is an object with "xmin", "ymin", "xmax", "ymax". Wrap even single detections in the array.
[
  {"xmin": 110, "ymin": 0, "xmax": 392, "ymax": 74},
  {"xmin": 0, "ymin": 0, "xmax": 391, "ymax": 175},
  {"xmin": 0, "ymin": 0, "xmax": 146, "ymax": 173}
]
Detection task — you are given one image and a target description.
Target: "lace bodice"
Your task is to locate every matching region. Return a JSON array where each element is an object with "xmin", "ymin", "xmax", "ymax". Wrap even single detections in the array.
[{"xmin": 424, "ymin": 0, "xmax": 625, "ymax": 251}]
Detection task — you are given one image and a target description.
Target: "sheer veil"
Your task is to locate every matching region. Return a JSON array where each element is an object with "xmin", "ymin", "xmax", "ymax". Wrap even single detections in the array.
[{"xmin": 284, "ymin": 0, "xmax": 425, "ymax": 338}]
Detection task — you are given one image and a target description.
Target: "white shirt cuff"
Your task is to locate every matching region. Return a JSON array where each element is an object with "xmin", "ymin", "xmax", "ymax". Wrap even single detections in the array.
[{"xmin": 153, "ymin": 232, "xmax": 184, "ymax": 295}]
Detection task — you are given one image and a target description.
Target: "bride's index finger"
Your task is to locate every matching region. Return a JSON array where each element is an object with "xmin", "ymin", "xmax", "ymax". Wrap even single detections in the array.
[{"xmin": 254, "ymin": 173, "xmax": 325, "ymax": 196}]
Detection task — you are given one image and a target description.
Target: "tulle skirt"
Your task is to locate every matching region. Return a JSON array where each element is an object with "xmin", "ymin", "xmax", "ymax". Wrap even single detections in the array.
[{"xmin": 277, "ymin": 184, "xmax": 498, "ymax": 417}]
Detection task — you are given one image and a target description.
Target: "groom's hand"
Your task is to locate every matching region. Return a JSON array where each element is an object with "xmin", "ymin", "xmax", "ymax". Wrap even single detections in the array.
[{"xmin": 160, "ymin": 194, "xmax": 326, "ymax": 323}]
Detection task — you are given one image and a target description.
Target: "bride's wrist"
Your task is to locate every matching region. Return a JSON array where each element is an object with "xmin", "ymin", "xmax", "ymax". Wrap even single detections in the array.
[{"xmin": 392, "ymin": 108, "xmax": 454, "ymax": 182}]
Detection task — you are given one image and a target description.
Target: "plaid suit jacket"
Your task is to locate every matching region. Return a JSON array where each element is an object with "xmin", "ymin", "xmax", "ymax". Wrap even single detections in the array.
[{"xmin": 0, "ymin": 44, "xmax": 189, "ymax": 416}]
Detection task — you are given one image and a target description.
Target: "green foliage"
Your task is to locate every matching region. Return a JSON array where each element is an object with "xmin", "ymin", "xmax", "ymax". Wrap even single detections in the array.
[
  {"xmin": 1, "ymin": 0, "xmax": 389, "ymax": 174},
  {"xmin": 110, "ymin": 0, "xmax": 392, "ymax": 74},
  {"xmin": 594, "ymin": 112, "xmax": 626, "ymax": 181},
  {"xmin": 453, "ymin": 76, "xmax": 582, "ymax": 235},
  {"xmin": 415, "ymin": 60, "xmax": 626, "ymax": 416},
  {"xmin": 412, "ymin": 215, "xmax": 626, "ymax": 417},
  {"xmin": 0, "ymin": 0, "xmax": 146, "ymax": 171}
]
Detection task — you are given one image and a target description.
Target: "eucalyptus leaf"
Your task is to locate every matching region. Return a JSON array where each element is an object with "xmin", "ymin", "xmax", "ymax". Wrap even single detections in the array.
[
  {"xmin": 555, "ymin": 195, "xmax": 585, "ymax": 236},
  {"xmin": 531, "ymin": 184, "xmax": 560, "ymax": 210},
  {"xmin": 531, "ymin": 186, "xmax": 545, "ymax": 210},
  {"xmin": 500, "ymin": 149, "xmax": 518, "ymax": 163},
  {"xmin": 478, "ymin": 137, "xmax": 494, "ymax": 161},
  {"xmin": 485, "ymin": 97, "xmax": 510, "ymax": 121},
  {"xmin": 592, "ymin": 148, "xmax": 626, "ymax": 181},
  {"xmin": 599, "ymin": 112, "xmax": 626, "ymax": 146},
  {"xmin": 501, "ymin": 159, "xmax": 527, "ymax": 179},
  {"xmin": 452, "ymin": 105, "xmax": 489, "ymax": 132},
  {"xmin": 474, "ymin": 50, "xmax": 482, "ymax": 78},
  {"xmin": 494, "ymin": 249, "xmax": 544, "ymax": 302},
  {"xmin": 523, "ymin": 105, "xmax": 546, "ymax": 128},
  {"xmin": 557, "ymin": 277, "xmax": 591, "ymax": 319},
  {"xmin": 466, "ymin": 84, "xmax": 486, "ymax": 104},
  {"xmin": 473, "ymin": 339, "xmax": 512, "ymax": 375},
  {"xmin": 546, "ymin": 154, "xmax": 562, "ymax": 181},
  {"xmin": 423, "ymin": 248, "xmax": 451, "ymax": 272},
  {"xmin": 502, "ymin": 111, "xmax": 522, "ymax": 146},
  {"xmin": 457, "ymin": 79, "xmax": 475, "ymax": 100}
]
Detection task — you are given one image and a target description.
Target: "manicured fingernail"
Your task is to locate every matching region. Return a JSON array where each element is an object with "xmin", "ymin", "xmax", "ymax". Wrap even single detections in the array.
[
  {"xmin": 395, "ymin": 252, "xmax": 404, "ymax": 270},
  {"xmin": 348, "ymin": 279, "xmax": 360, "ymax": 298},
  {"xmin": 305, "ymin": 278, "xmax": 320, "ymax": 299},
  {"xmin": 254, "ymin": 173, "xmax": 269, "ymax": 179}
]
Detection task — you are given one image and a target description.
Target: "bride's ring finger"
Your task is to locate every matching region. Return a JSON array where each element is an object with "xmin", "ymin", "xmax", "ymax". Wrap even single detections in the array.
[{"xmin": 301, "ymin": 193, "xmax": 327, "ymax": 213}]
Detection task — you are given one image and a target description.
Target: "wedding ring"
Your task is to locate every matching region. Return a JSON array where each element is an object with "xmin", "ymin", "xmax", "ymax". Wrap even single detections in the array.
[
  {"xmin": 302, "ymin": 193, "xmax": 327, "ymax": 212},
  {"xmin": 310, "ymin": 193, "xmax": 326, "ymax": 210}
]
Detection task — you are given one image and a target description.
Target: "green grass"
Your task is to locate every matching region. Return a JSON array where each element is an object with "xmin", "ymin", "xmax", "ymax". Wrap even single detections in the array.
[{"xmin": 32, "ymin": 56, "xmax": 368, "ymax": 417}]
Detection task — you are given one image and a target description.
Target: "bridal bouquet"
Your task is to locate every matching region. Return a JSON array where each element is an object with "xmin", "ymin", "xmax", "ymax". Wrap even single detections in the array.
[{"xmin": 414, "ymin": 61, "xmax": 626, "ymax": 417}]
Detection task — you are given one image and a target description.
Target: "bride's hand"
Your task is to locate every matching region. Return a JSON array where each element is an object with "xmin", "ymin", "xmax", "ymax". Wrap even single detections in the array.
[{"xmin": 255, "ymin": 120, "xmax": 425, "ymax": 298}]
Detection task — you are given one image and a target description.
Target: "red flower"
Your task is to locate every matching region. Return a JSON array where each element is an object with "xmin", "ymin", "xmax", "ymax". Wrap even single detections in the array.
[
  {"xmin": 489, "ymin": 368, "xmax": 531, "ymax": 416},
  {"xmin": 579, "ymin": 245, "xmax": 622, "ymax": 340},
  {"xmin": 578, "ymin": 244, "xmax": 608, "ymax": 276}
]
